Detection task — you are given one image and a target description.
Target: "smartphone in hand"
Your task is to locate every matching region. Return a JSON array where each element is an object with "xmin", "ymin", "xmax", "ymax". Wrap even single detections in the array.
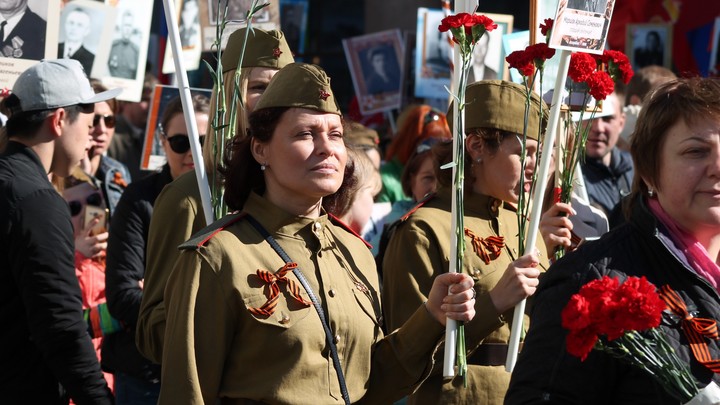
[{"xmin": 84, "ymin": 206, "xmax": 109, "ymax": 236}]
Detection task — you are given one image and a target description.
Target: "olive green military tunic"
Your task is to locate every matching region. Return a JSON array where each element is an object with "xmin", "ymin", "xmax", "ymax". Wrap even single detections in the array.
[
  {"xmin": 159, "ymin": 192, "xmax": 446, "ymax": 404},
  {"xmin": 137, "ymin": 170, "xmax": 206, "ymax": 364},
  {"xmin": 382, "ymin": 187, "xmax": 549, "ymax": 405}
]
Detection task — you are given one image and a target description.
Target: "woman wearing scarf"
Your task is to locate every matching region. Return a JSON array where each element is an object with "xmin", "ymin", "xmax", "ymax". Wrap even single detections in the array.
[{"xmin": 507, "ymin": 77, "xmax": 720, "ymax": 404}]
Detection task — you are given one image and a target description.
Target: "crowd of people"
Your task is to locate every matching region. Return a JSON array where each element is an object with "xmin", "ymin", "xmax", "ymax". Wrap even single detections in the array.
[{"xmin": 1, "ymin": 21, "xmax": 720, "ymax": 405}]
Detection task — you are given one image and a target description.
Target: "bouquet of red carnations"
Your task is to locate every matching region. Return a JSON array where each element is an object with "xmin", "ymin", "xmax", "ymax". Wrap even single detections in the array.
[{"xmin": 561, "ymin": 275, "xmax": 703, "ymax": 402}]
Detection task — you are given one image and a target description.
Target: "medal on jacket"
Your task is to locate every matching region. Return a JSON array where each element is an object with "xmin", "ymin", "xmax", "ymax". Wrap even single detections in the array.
[
  {"xmin": 9, "ymin": 36, "xmax": 23, "ymax": 58},
  {"xmin": 465, "ymin": 228, "xmax": 505, "ymax": 264}
]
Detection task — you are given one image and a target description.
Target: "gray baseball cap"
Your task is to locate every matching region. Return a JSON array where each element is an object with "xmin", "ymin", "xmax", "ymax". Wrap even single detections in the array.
[{"xmin": 12, "ymin": 59, "xmax": 122, "ymax": 112}]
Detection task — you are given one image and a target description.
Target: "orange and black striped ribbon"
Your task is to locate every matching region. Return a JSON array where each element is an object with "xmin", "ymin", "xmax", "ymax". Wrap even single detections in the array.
[
  {"xmin": 660, "ymin": 285, "xmax": 720, "ymax": 373},
  {"xmin": 465, "ymin": 228, "xmax": 505, "ymax": 264},
  {"xmin": 247, "ymin": 262, "xmax": 311, "ymax": 317}
]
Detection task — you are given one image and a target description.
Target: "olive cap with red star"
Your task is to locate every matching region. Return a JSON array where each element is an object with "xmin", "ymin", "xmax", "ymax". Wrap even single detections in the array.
[
  {"xmin": 221, "ymin": 28, "xmax": 294, "ymax": 73},
  {"xmin": 254, "ymin": 63, "xmax": 341, "ymax": 115}
]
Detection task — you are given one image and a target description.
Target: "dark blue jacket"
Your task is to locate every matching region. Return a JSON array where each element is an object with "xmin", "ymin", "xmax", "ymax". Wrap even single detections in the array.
[{"xmin": 581, "ymin": 148, "xmax": 634, "ymax": 217}]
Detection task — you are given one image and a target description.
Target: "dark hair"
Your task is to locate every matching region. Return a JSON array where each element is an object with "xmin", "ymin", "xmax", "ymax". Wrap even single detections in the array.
[
  {"xmin": 626, "ymin": 77, "xmax": 720, "ymax": 217},
  {"xmin": 222, "ymin": 107, "xmax": 288, "ymax": 210},
  {"xmin": 159, "ymin": 94, "xmax": 210, "ymax": 137},
  {"xmin": 434, "ymin": 127, "xmax": 508, "ymax": 189},
  {"xmin": 3, "ymin": 94, "xmax": 92, "ymax": 138}
]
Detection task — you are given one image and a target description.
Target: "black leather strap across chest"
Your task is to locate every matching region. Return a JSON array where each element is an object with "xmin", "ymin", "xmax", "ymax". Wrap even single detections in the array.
[{"xmin": 245, "ymin": 214, "xmax": 351, "ymax": 405}]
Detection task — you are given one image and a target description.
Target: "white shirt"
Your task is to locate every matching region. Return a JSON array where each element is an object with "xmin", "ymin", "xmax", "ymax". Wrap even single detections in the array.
[{"xmin": 0, "ymin": 9, "xmax": 27, "ymax": 43}]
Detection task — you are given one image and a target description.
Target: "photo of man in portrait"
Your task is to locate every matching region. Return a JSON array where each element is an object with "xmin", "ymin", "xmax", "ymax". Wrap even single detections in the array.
[
  {"xmin": 58, "ymin": 7, "xmax": 95, "ymax": 75},
  {"xmin": 0, "ymin": 0, "xmax": 47, "ymax": 60},
  {"xmin": 108, "ymin": 10, "xmax": 139, "ymax": 79},
  {"xmin": 363, "ymin": 45, "xmax": 400, "ymax": 95}
]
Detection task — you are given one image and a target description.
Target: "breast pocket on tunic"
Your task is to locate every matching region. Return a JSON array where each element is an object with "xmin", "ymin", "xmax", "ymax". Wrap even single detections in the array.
[{"xmin": 242, "ymin": 291, "xmax": 313, "ymax": 329}]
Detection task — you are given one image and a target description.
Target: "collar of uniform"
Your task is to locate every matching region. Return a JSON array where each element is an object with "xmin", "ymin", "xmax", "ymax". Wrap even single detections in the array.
[
  {"xmin": 436, "ymin": 186, "xmax": 503, "ymax": 219},
  {"xmin": 243, "ymin": 192, "xmax": 330, "ymax": 239}
]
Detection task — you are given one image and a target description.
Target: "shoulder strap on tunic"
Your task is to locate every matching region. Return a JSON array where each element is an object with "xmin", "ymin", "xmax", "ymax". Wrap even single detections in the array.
[{"xmin": 179, "ymin": 211, "xmax": 247, "ymax": 250}]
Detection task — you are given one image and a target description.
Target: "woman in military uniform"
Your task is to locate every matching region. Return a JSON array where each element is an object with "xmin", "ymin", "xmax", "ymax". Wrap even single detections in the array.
[
  {"xmin": 157, "ymin": 63, "xmax": 477, "ymax": 404},
  {"xmin": 382, "ymin": 80, "xmax": 562, "ymax": 405},
  {"xmin": 136, "ymin": 28, "xmax": 294, "ymax": 365}
]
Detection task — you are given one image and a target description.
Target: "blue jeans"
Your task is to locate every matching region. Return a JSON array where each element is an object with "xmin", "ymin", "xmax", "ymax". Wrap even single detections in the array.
[{"xmin": 114, "ymin": 372, "xmax": 161, "ymax": 405}]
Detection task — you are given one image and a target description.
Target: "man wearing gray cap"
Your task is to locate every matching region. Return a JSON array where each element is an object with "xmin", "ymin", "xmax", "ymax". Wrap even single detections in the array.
[{"xmin": 0, "ymin": 59, "xmax": 120, "ymax": 404}]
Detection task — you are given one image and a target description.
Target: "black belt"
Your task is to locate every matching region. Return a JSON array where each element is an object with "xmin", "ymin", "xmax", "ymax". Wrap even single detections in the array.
[{"xmin": 467, "ymin": 343, "xmax": 523, "ymax": 367}]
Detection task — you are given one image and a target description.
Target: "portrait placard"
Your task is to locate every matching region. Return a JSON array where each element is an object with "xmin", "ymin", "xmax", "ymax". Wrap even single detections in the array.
[
  {"xmin": 626, "ymin": 23, "xmax": 673, "ymax": 73},
  {"xmin": 140, "ymin": 85, "xmax": 212, "ymax": 172},
  {"xmin": 414, "ymin": 7, "xmax": 451, "ymax": 100},
  {"xmin": 0, "ymin": 0, "xmax": 61, "ymax": 91},
  {"xmin": 468, "ymin": 12, "xmax": 513, "ymax": 82},
  {"xmin": 343, "ymin": 29, "xmax": 404, "ymax": 115},
  {"xmin": 97, "ymin": 0, "xmax": 154, "ymax": 102},
  {"xmin": 58, "ymin": 0, "xmax": 116, "ymax": 80},
  {"xmin": 162, "ymin": 0, "xmax": 203, "ymax": 74},
  {"xmin": 548, "ymin": 0, "xmax": 616, "ymax": 54}
]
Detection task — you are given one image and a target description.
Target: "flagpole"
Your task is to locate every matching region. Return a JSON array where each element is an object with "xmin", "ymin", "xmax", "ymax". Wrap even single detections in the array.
[
  {"xmin": 505, "ymin": 49, "xmax": 572, "ymax": 372},
  {"xmin": 161, "ymin": 0, "xmax": 214, "ymax": 226}
]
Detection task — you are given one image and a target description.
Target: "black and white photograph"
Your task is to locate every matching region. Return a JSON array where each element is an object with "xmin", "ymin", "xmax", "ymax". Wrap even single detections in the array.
[
  {"xmin": 627, "ymin": 23, "xmax": 673, "ymax": 72},
  {"xmin": 162, "ymin": 0, "xmax": 203, "ymax": 74},
  {"xmin": 0, "ymin": 0, "xmax": 51, "ymax": 60},
  {"xmin": 0, "ymin": 0, "xmax": 60, "ymax": 90},
  {"xmin": 414, "ymin": 7, "xmax": 451, "ymax": 99},
  {"xmin": 343, "ymin": 29, "xmax": 404, "ymax": 115},
  {"xmin": 99, "ymin": 0, "xmax": 153, "ymax": 102},
  {"xmin": 58, "ymin": 0, "xmax": 114, "ymax": 78},
  {"xmin": 469, "ymin": 12, "xmax": 513, "ymax": 82}
]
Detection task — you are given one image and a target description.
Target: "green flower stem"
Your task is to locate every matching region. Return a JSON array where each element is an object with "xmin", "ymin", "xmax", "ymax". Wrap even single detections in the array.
[{"xmin": 597, "ymin": 330, "xmax": 698, "ymax": 402}]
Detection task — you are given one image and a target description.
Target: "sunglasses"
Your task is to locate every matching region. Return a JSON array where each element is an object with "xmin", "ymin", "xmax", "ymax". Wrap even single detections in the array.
[
  {"xmin": 68, "ymin": 192, "xmax": 103, "ymax": 217},
  {"xmin": 93, "ymin": 114, "xmax": 116, "ymax": 129},
  {"xmin": 166, "ymin": 134, "xmax": 205, "ymax": 154}
]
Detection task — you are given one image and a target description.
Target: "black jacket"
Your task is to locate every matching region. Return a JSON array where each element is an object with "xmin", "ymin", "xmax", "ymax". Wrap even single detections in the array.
[
  {"xmin": 506, "ymin": 196, "xmax": 720, "ymax": 404},
  {"xmin": 104, "ymin": 165, "xmax": 172, "ymax": 380},
  {"xmin": 581, "ymin": 148, "xmax": 634, "ymax": 218},
  {"xmin": 1, "ymin": 8, "xmax": 46, "ymax": 60},
  {"xmin": 0, "ymin": 142, "xmax": 112, "ymax": 404}
]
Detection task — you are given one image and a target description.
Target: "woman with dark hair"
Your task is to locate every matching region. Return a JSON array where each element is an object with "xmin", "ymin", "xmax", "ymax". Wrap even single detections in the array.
[
  {"xmin": 507, "ymin": 77, "xmax": 720, "ymax": 404},
  {"xmin": 158, "ymin": 63, "xmax": 477, "ymax": 404},
  {"xmin": 104, "ymin": 94, "xmax": 209, "ymax": 405}
]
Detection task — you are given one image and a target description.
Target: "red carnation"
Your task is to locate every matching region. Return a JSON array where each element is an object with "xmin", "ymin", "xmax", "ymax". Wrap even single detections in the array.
[
  {"xmin": 566, "ymin": 328, "xmax": 599, "ymax": 361},
  {"xmin": 586, "ymin": 70, "xmax": 615, "ymax": 101},
  {"xmin": 506, "ymin": 49, "xmax": 534, "ymax": 77},
  {"xmin": 473, "ymin": 14, "xmax": 498, "ymax": 32},
  {"xmin": 568, "ymin": 52, "xmax": 597, "ymax": 83},
  {"xmin": 540, "ymin": 18, "xmax": 554, "ymax": 37},
  {"xmin": 616, "ymin": 276, "xmax": 665, "ymax": 331},
  {"xmin": 526, "ymin": 43, "xmax": 556, "ymax": 69}
]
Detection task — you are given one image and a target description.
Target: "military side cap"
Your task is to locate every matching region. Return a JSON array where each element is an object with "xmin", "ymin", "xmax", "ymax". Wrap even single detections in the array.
[
  {"xmin": 449, "ymin": 80, "xmax": 548, "ymax": 140},
  {"xmin": 221, "ymin": 28, "xmax": 294, "ymax": 73},
  {"xmin": 345, "ymin": 121, "xmax": 379, "ymax": 149},
  {"xmin": 254, "ymin": 63, "xmax": 341, "ymax": 115}
]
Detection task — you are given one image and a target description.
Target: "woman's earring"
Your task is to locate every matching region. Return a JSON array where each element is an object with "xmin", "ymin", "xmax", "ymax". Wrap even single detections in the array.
[
  {"xmin": 475, "ymin": 157, "xmax": 482, "ymax": 163},
  {"xmin": 260, "ymin": 163, "xmax": 266, "ymax": 171},
  {"xmin": 648, "ymin": 187, "xmax": 654, "ymax": 197}
]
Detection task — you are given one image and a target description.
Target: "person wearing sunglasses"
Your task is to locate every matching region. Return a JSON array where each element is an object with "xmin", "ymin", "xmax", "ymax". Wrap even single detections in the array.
[
  {"xmin": 73, "ymin": 79, "xmax": 132, "ymax": 219},
  {"xmin": 104, "ymin": 94, "xmax": 209, "ymax": 405},
  {"xmin": 377, "ymin": 104, "xmax": 451, "ymax": 204},
  {"xmin": 136, "ymin": 28, "xmax": 295, "ymax": 366}
]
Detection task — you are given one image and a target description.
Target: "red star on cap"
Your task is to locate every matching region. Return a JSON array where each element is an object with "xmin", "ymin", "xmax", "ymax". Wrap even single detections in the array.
[
  {"xmin": 319, "ymin": 89, "xmax": 330, "ymax": 101},
  {"xmin": 273, "ymin": 47, "xmax": 282, "ymax": 58}
]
